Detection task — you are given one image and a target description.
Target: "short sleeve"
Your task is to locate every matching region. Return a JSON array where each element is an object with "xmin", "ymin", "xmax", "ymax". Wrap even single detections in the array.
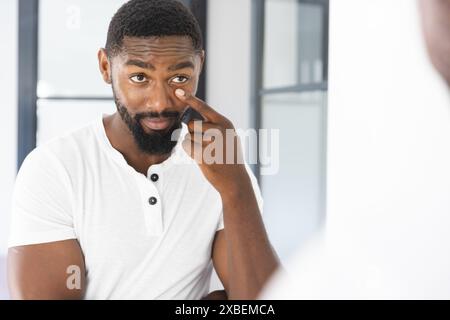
[
  {"xmin": 216, "ymin": 164, "xmax": 264, "ymax": 231},
  {"xmin": 8, "ymin": 147, "xmax": 76, "ymax": 247}
]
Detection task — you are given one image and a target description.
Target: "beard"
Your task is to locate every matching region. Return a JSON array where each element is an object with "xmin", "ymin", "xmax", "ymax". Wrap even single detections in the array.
[{"xmin": 113, "ymin": 90, "xmax": 182, "ymax": 155}]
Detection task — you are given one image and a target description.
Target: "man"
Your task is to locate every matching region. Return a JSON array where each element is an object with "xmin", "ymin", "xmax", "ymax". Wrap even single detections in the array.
[
  {"xmin": 8, "ymin": 0, "xmax": 278, "ymax": 299},
  {"xmin": 261, "ymin": 0, "xmax": 450, "ymax": 299}
]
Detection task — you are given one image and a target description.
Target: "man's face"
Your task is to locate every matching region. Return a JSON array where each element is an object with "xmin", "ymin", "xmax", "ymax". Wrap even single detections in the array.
[
  {"xmin": 419, "ymin": 0, "xmax": 450, "ymax": 88},
  {"xmin": 101, "ymin": 36, "xmax": 204, "ymax": 155}
]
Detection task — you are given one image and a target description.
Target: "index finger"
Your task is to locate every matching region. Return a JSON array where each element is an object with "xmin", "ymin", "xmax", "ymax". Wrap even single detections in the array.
[{"xmin": 175, "ymin": 89, "xmax": 221, "ymax": 122}]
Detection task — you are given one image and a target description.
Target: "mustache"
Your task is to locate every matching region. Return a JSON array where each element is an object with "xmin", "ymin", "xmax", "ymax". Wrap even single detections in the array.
[{"xmin": 135, "ymin": 110, "xmax": 181, "ymax": 121}]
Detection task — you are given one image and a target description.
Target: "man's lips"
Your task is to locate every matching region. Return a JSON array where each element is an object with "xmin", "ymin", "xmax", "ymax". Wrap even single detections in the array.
[{"xmin": 140, "ymin": 117, "xmax": 175, "ymax": 131}]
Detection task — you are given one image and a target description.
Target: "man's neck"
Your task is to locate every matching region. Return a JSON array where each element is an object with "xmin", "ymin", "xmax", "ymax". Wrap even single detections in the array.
[{"xmin": 103, "ymin": 113, "xmax": 171, "ymax": 176}]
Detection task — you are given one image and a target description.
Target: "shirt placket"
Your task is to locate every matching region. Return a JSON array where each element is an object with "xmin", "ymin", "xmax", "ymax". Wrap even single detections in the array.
[{"xmin": 136, "ymin": 170, "xmax": 163, "ymax": 236}]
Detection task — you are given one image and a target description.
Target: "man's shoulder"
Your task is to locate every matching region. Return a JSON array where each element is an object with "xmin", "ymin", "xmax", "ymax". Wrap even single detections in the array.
[{"xmin": 23, "ymin": 121, "xmax": 99, "ymax": 169}]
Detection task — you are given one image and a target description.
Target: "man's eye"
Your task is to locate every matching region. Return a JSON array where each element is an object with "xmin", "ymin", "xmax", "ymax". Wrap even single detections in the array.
[
  {"xmin": 171, "ymin": 75, "xmax": 189, "ymax": 84},
  {"xmin": 130, "ymin": 74, "xmax": 147, "ymax": 83}
]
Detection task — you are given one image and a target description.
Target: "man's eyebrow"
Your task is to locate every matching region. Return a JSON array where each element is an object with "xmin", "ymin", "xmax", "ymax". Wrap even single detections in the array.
[
  {"xmin": 168, "ymin": 61, "xmax": 195, "ymax": 71},
  {"xmin": 125, "ymin": 59, "xmax": 155, "ymax": 70}
]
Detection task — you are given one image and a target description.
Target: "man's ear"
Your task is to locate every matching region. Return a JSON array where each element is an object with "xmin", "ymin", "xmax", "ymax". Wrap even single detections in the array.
[
  {"xmin": 198, "ymin": 50, "xmax": 206, "ymax": 74},
  {"xmin": 98, "ymin": 48, "xmax": 112, "ymax": 84}
]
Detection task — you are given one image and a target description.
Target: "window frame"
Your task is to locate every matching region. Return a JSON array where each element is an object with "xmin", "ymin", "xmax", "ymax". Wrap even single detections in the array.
[{"xmin": 250, "ymin": 0, "xmax": 329, "ymax": 180}]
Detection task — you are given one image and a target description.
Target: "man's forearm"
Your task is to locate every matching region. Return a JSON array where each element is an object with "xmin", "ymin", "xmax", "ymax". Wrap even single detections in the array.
[{"xmin": 221, "ymin": 173, "xmax": 280, "ymax": 300}]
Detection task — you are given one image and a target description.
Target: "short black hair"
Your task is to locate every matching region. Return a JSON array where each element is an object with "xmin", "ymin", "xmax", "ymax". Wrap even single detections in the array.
[{"xmin": 105, "ymin": 0, "xmax": 203, "ymax": 58}]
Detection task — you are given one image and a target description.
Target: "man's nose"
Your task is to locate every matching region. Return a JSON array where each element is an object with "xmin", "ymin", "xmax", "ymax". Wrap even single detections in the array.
[{"xmin": 146, "ymin": 83, "xmax": 174, "ymax": 113}]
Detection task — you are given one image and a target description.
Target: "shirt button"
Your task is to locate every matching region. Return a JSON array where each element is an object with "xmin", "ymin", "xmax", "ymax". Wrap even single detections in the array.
[
  {"xmin": 148, "ymin": 196, "xmax": 157, "ymax": 205},
  {"xmin": 150, "ymin": 173, "xmax": 159, "ymax": 182}
]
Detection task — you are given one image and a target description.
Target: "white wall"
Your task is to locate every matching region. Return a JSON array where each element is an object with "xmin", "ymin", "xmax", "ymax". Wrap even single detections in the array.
[
  {"xmin": 0, "ymin": 0, "xmax": 17, "ymax": 300},
  {"xmin": 206, "ymin": 0, "xmax": 252, "ymax": 131},
  {"xmin": 0, "ymin": 0, "xmax": 18, "ymax": 255},
  {"xmin": 326, "ymin": 0, "xmax": 450, "ymax": 231}
]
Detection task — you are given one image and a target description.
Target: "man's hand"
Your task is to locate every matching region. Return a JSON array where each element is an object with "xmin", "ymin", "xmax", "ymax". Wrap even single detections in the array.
[{"xmin": 175, "ymin": 88, "xmax": 249, "ymax": 196}]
